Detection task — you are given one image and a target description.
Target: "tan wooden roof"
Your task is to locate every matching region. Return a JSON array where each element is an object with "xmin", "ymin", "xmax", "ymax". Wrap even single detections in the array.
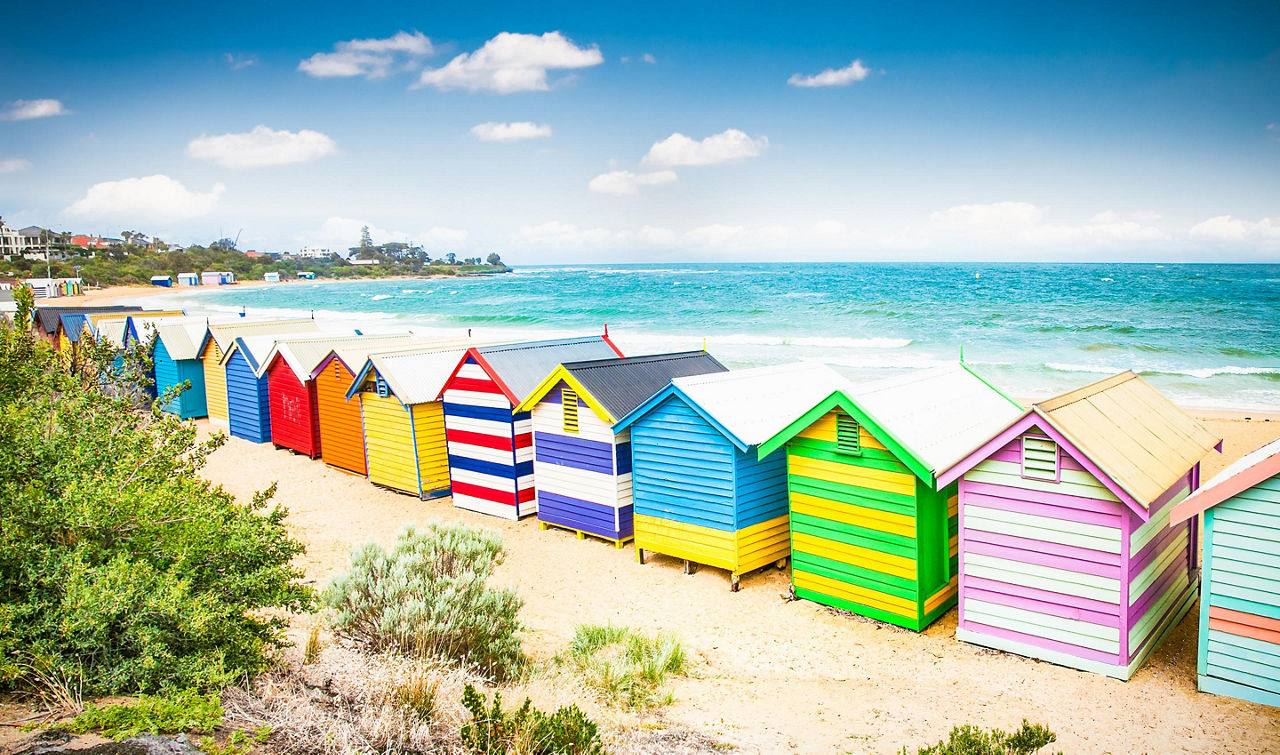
[{"xmin": 1034, "ymin": 371, "xmax": 1220, "ymax": 508}]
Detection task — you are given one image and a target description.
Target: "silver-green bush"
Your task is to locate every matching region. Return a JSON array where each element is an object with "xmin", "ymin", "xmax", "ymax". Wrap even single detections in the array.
[{"xmin": 322, "ymin": 523, "xmax": 524, "ymax": 681}]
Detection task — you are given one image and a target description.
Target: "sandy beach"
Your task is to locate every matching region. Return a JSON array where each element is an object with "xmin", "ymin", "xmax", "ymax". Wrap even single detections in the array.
[{"xmin": 194, "ymin": 409, "xmax": 1280, "ymax": 754}]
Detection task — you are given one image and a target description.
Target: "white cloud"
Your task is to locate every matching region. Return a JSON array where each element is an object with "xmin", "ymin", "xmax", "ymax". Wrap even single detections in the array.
[
  {"xmin": 1189, "ymin": 215, "xmax": 1280, "ymax": 243},
  {"xmin": 0, "ymin": 158, "xmax": 31, "ymax": 174},
  {"xmin": 299, "ymin": 31, "xmax": 433, "ymax": 79},
  {"xmin": 224, "ymin": 52, "xmax": 257, "ymax": 70},
  {"xmin": 642, "ymin": 53, "xmax": 657, "ymax": 64},
  {"xmin": 513, "ymin": 220, "xmax": 623, "ymax": 247},
  {"xmin": 924, "ymin": 201, "xmax": 1166, "ymax": 246},
  {"xmin": 811, "ymin": 219, "xmax": 846, "ymax": 236},
  {"xmin": 787, "ymin": 59, "xmax": 871, "ymax": 88},
  {"xmin": 302, "ymin": 216, "xmax": 469, "ymax": 251},
  {"xmin": 416, "ymin": 31, "xmax": 603, "ymax": 94},
  {"xmin": 469, "ymin": 121, "xmax": 552, "ymax": 142},
  {"xmin": 186, "ymin": 125, "xmax": 337, "ymax": 168},
  {"xmin": 64, "ymin": 175, "xmax": 225, "ymax": 222},
  {"xmin": 587, "ymin": 169, "xmax": 678, "ymax": 195},
  {"xmin": 642, "ymin": 129, "xmax": 768, "ymax": 167},
  {"xmin": 687, "ymin": 224, "xmax": 746, "ymax": 246},
  {"xmin": 1, "ymin": 98, "xmax": 68, "ymax": 121}
]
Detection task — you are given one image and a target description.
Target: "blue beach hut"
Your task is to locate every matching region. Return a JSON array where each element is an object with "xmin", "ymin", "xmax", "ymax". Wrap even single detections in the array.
[
  {"xmin": 153, "ymin": 319, "xmax": 213, "ymax": 419},
  {"xmin": 614, "ymin": 363, "xmax": 852, "ymax": 590},
  {"xmin": 219, "ymin": 328, "xmax": 326, "ymax": 443}
]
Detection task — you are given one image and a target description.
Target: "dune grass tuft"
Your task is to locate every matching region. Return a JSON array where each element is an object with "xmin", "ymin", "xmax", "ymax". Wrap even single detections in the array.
[{"xmin": 565, "ymin": 624, "xmax": 687, "ymax": 708}]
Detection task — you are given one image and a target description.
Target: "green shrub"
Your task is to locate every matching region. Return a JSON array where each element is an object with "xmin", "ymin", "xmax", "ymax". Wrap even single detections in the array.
[
  {"xmin": 565, "ymin": 625, "xmax": 686, "ymax": 708},
  {"xmin": 0, "ymin": 306, "xmax": 313, "ymax": 697},
  {"xmin": 460, "ymin": 684, "xmax": 606, "ymax": 755},
  {"xmin": 323, "ymin": 523, "xmax": 524, "ymax": 681},
  {"xmin": 904, "ymin": 721, "xmax": 1060, "ymax": 755},
  {"xmin": 67, "ymin": 689, "xmax": 223, "ymax": 740}
]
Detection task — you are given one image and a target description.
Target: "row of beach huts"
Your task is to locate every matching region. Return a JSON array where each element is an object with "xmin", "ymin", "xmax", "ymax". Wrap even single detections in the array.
[{"xmin": 34, "ymin": 305, "xmax": 1280, "ymax": 707}]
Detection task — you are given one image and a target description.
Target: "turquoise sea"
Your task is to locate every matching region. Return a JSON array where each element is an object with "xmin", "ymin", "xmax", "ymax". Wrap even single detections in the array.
[{"xmin": 154, "ymin": 263, "xmax": 1280, "ymax": 412}]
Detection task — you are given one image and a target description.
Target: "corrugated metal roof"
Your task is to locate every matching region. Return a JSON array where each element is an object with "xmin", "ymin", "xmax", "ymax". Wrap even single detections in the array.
[
  {"xmin": 851, "ymin": 363, "xmax": 1025, "ymax": 477},
  {"xmin": 473, "ymin": 336, "xmax": 622, "ymax": 404},
  {"xmin": 666, "ymin": 363, "xmax": 854, "ymax": 448},
  {"xmin": 318, "ymin": 336, "xmax": 428, "ymax": 377},
  {"xmin": 562, "ymin": 351, "xmax": 728, "ymax": 421},
  {"xmin": 229, "ymin": 329, "xmax": 355, "ymax": 373},
  {"xmin": 93, "ymin": 318, "xmax": 131, "ymax": 348},
  {"xmin": 1033, "ymin": 371, "xmax": 1221, "ymax": 508},
  {"xmin": 261, "ymin": 332, "xmax": 416, "ymax": 381},
  {"xmin": 124, "ymin": 313, "xmax": 188, "ymax": 346},
  {"xmin": 36, "ymin": 305, "xmax": 140, "ymax": 333},
  {"xmin": 357, "ymin": 341, "xmax": 482, "ymax": 405},
  {"xmin": 205, "ymin": 319, "xmax": 318, "ymax": 354},
  {"xmin": 155, "ymin": 319, "xmax": 218, "ymax": 360},
  {"xmin": 1170, "ymin": 436, "xmax": 1280, "ymax": 523}
]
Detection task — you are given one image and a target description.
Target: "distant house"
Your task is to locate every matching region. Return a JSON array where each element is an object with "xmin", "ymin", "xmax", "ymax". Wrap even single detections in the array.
[
  {"xmin": 0, "ymin": 219, "xmax": 22, "ymax": 259},
  {"xmin": 349, "ymin": 259, "xmax": 377, "ymax": 266},
  {"xmin": 70, "ymin": 234, "xmax": 112, "ymax": 250},
  {"xmin": 298, "ymin": 246, "xmax": 331, "ymax": 259}
]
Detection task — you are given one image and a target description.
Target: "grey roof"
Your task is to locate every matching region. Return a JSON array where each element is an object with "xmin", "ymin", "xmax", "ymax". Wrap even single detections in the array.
[
  {"xmin": 35, "ymin": 305, "xmax": 140, "ymax": 333},
  {"xmin": 474, "ymin": 336, "xmax": 620, "ymax": 404},
  {"xmin": 564, "ymin": 351, "xmax": 728, "ymax": 421}
]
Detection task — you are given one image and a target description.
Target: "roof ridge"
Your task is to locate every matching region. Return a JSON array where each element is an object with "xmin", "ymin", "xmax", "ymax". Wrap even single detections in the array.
[
  {"xmin": 565, "ymin": 350, "xmax": 707, "ymax": 370},
  {"xmin": 476, "ymin": 335, "xmax": 601, "ymax": 354}
]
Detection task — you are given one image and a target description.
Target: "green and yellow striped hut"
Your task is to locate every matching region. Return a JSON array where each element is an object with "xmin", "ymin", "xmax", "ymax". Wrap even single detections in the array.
[{"xmin": 759, "ymin": 363, "xmax": 1023, "ymax": 631}]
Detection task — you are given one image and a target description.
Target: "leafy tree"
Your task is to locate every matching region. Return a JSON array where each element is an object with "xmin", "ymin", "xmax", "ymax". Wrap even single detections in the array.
[
  {"xmin": 445, "ymin": 252, "xmax": 457, "ymax": 265},
  {"xmin": 360, "ymin": 225, "xmax": 373, "ymax": 249},
  {"xmin": 486, "ymin": 252, "xmax": 503, "ymax": 266}
]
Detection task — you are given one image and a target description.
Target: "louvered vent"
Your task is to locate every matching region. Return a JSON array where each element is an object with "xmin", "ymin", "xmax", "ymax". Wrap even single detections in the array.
[
  {"xmin": 1022, "ymin": 434, "xmax": 1059, "ymax": 481},
  {"xmin": 563, "ymin": 388, "xmax": 579, "ymax": 433},
  {"xmin": 375, "ymin": 375, "xmax": 390, "ymax": 398},
  {"xmin": 836, "ymin": 414, "xmax": 861, "ymax": 455}
]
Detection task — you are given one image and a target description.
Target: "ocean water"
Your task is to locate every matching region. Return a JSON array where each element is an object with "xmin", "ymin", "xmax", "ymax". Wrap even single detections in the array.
[{"xmin": 153, "ymin": 262, "xmax": 1280, "ymax": 411}]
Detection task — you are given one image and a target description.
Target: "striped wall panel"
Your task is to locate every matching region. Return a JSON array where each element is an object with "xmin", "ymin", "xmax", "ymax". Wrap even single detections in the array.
[
  {"xmin": 441, "ymin": 358, "xmax": 535, "ymax": 520},
  {"xmin": 1198, "ymin": 474, "xmax": 1280, "ymax": 706},
  {"xmin": 226, "ymin": 350, "xmax": 271, "ymax": 443}
]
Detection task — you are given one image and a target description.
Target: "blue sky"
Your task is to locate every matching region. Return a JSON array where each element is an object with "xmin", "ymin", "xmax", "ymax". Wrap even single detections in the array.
[{"xmin": 1, "ymin": 1, "xmax": 1278, "ymax": 262}]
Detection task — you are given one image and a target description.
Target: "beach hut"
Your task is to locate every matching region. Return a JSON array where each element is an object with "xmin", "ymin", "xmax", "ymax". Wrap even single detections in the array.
[
  {"xmin": 757, "ymin": 363, "xmax": 1025, "ymax": 631},
  {"xmin": 936, "ymin": 371, "xmax": 1221, "ymax": 678},
  {"xmin": 259, "ymin": 333, "xmax": 412, "ymax": 458},
  {"xmin": 515, "ymin": 352, "xmax": 728, "ymax": 546},
  {"xmin": 263, "ymin": 272, "xmax": 281, "ymax": 283},
  {"xmin": 614, "ymin": 363, "xmax": 852, "ymax": 590},
  {"xmin": 121, "ymin": 311, "xmax": 187, "ymax": 349},
  {"xmin": 1168, "ymin": 438, "xmax": 1280, "ymax": 705},
  {"xmin": 220, "ymin": 329, "xmax": 349, "ymax": 444},
  {"xmin": 438, "ymin": 335, "xmax": 624, "ymax": 520},
  {"xmin": 298, "ymin": 271, "xmax": 316, "ymax": 280},
  {"xmin": 177, "ymin": 273, "xmax": 200, "ymax": 286},
  {"xmin": 310, "ymin": 337, "xmax": 427, "ymax": 475},
  {"xmin": 201, "ymin": 272, "xmax": 222, "ymax": 286},
  {"xmin": 346, "ymin": 344, "xmax": 480, "ymax": 497},
  {"xmin": 198, "ymin": 319, "xmax": 319, "ymax": 427},
  {"xmin": 154, "ymin": 319, "xmax": 216, "ymax": 419},
  {"xmin": 151, "ymin": 275, "xmax": 173, "ymax": 287},
  {"xmin": 35, "ymin": 306, "xmax": 140, "ymax": 346}
]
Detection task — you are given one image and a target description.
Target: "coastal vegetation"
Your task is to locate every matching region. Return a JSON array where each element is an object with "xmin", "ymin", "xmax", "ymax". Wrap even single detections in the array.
[
  {"xmin": 562, "ymin": 625, "xmax": 687, "ymax": 708},
  {"xmin": 902, "ymin": 721, "xmax": 1060, "ymax": 755}
]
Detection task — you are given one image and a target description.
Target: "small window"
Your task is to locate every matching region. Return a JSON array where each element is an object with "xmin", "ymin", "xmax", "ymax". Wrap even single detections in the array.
[
  {"xmin": 562, "ymin": 388, "xmax": 579, "ymax": 434},
  {"xmin": 375, "ymin": 375, "xmax": 390, "ymax": 398},
  {"xmin": 836, "ymin": 414, "xmax": 861, "ymax": 455},
  {"xmin": 1022, "ymin": 434, "xmax": 1059, "ymax": 481}
]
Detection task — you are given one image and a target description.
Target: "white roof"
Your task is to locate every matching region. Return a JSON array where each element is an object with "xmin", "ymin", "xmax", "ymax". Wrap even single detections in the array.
[
  {"xmin": 262, "ymin": 332, "xmax": 415, "ymax": 381},
  {"xmin": 228, "ymin": 330, "xmax": 356, "ymax": 373},
  {"xmin": 154, "ymin": 319, "xmax": 216, "ymax": 360},
  {"xmin": 206, "ymin": 319, "xmax": 319, "ymax": 353},
  {"xmin": 321, "ymin": 337, "xmax": 436, "ymax": 376},
  {"xmin": 95, "ymin": 318, "xmax": 130, "ymax": 348},
  {"xmin": 361, "ymin": 341, "xmax": 480, "ymax": 405},
  {"xmin": 672, "ymin": 362, "xmax": 854, "ymax": 448},
  {"xmin": 851, "ymin": 363, "xmax": 1024, "ymax": 475}
]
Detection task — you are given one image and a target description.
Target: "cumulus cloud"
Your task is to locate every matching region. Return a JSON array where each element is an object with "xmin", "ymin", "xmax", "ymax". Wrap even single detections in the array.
[
  {"xmin": 1, "ymin": 98, "xmax": 68, "ymax": 121},
  {"xmin": 587, "ymin": 169, "xmax": 678, "ymax": 195},
  {"xmin": 1189, "ymin": 215, "xmax": 1280, "ymax": 243},
  {"xmin": 302, "ymin": 216, "xmax": 469, "ymax": 251},
  {"xmin": 924, "ymin": 201, "xmax": 1166, "ymax": 246},
  {"xmin": 0, "ymin": 158, "xmax": 31, "ymax": 174},
  {"xmin": 186, "ymin": 125, "xmax": 337, "ymax": 168},
  {"xmin": 642, "ymin": 129, "xmax": 768, "ymax": 167},
  {"xmin": 225, "ymin": 52, "xmax": 257, "ymax": 70},
  {"xmin": 469, "ymin": 121, "xmax": 552, "ymax": 142},
  {"xmin": 642, "ymin": 53, "xmax": 657, "ymax": 64},
  {"xmin": 64, "ymin": 175, "xmax": 225, "ymax": 222},
  {"xmin": 416, "ymin": 31, "xmax": 603, "ymax": 93},
  {"xmin": 299, "ymin": 31, "xmax": 433, "ymax": 79},
  {"xmin": 687, "ymin": 224, "xmax": 746, "ymax": 246},
  {"xmin": 788, "ymin": 59, "xmax": 871, "ymax": 88}
]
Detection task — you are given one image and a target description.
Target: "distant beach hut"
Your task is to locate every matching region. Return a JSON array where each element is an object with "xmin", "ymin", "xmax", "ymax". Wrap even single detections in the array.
[
  {"xmin": 151, "ymin": 275, "xmax": 173, "ymax": 287},
  {"xmin": 937, "ymin": 371, "xmax": 1221, "ymax": 678},
  {"xmin": 515, "ymin": 352, "xmax": 728, "ymax": 546},
  {"xmin": 346, "ymin": 345, "xmax": 479, "ymax": 498},
  {"xmin": 298, "ymin": 271, "xmax": 316, "ymax": 280},
  {"xmin": 310, "ymin": 337, "xmax": 427, "ymax": 475},
  {"xmin": 197, "ymin": 320, "xmax": 319, "ymax": 427},
  {"xmin": 35, "ymin": 306, "xmax": 140, "ymax": 347},
  {"xmin": 154, "ymin": 319, "xmax": 215, "ymax": 419},
  {"xmin": 614, "ymin": 363, "xmax": 851, "ymax": 590},
  {"xmin": 260, "ymin": 333, "xmax": 406, "ymax": 458},
  {"xmin": 1168, "ymin": 437, "xmax": 1280, "ymax": 705},
  {"xmin": 438, "ymin": 336, "xmax": 624, "ymax": 520},
  {"xmin": 177, "ymin": 272, "xmax": 200, "ymax": 286},
  {"xmin": 200, "ymin": 272, "xmax": 222, "ymax": 286},
  {"xmin": 757, "ymin": 363, "xmax": 1024, "ymax": 631}
]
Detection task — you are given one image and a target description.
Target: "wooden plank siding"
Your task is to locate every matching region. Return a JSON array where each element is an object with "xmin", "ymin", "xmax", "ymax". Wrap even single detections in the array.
[
  {"xmin": 201, "ymin": 341, "xmax": 229, "ymax": 425},
  {"xmin": 225, "ymin": 349, "xmax": 272, "ymax": 443},
  {"xmin": 314, "ymin": 358, "xmax": 368, "ymax": 475},
  {"xmin": 442, "ymin": 357, "xmax": 536, "ymax": 520},
  {"xmin": 532, "ymin": 383, "xmax": 634, "ymax": 542},
  {"xmin": 154, "ymin": 339, "xmax": 207, "ymax": 419},
  {"xmin": 266, "ymin": 358, "xmax": 322, "ymax": 458},
  {"xmin": 629, "ymin": 394, "xmax": 790, "ymax": 581},
  {"xmin": 360, "ymin": 392, "xmax": 420, "ymax": 495},
  {"xmin": 784, "ymin": 408, "xmax": 956, "ymax": 631},
  {"xmin": 955, "ymin": 430, "xmax": 1200, "ymax": 680},
  {"xmin": 1198, "ymin": 473, "xmax": 1280, "ymax": 706}
]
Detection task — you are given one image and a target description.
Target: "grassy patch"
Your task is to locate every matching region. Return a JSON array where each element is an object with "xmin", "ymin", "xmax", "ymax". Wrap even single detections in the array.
[
  {"xmin": 903, "ymin": 721, "xmax": 1061, "ymax": 755},
  {"xmin": 564, "ymin": 624, "xmax": 687, "ymax": 708},
  {"xmin": 66, "ymin": 689, "xmax": 223, "ymax": 740}
]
